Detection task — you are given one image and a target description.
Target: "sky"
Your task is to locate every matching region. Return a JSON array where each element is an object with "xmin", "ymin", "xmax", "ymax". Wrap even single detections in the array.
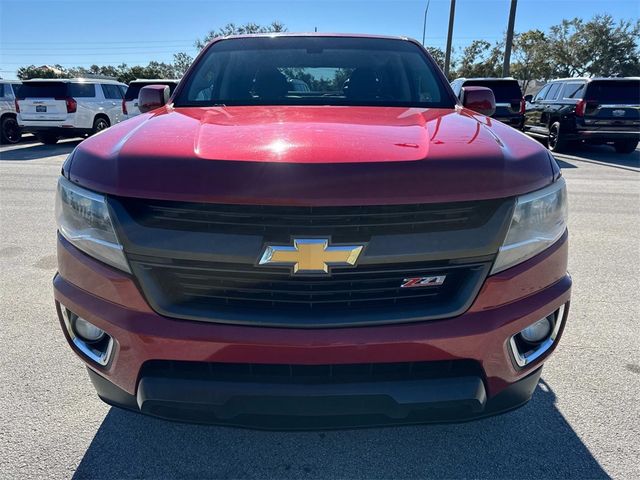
[{"xmin": 1, "ymin": 0, "xmax": 638, "ymax": 79}]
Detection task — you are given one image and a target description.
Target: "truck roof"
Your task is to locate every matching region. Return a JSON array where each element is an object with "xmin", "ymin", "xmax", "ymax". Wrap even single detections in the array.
[
  {"xmin": 550, "ymin": 77, "xmax": 640, "ymax": 82},
  {"xmin": 22, "ymin": 78, "xmax": 124, "ymax": 84},
  {"xmin": 217, "ymin": 32, "xmax": 412, "ymax": 40},
  {"xmin": 454, "ymin": 77, "xmax": 517, "ymax": 82},
  {"xmin": 130, "ymin": 79, "xmax": 180, "ymax": 84}
]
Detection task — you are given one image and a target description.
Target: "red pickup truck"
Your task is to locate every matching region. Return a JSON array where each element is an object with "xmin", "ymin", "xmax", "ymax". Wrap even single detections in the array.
[{"xmin": 53, "ymin": 34, "xmax": 570, "ymax": 428}]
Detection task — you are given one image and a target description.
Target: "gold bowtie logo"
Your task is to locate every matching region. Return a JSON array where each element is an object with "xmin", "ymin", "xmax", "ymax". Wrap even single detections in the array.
[{"xmin": 259, "ymin": 238, "xmax": 364, "ymax": 275}]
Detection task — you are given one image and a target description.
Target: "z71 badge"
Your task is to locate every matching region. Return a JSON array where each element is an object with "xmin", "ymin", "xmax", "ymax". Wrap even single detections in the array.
[{"xmin": 401, "ymin": 275, "xmax": 447, "ymax": 288}]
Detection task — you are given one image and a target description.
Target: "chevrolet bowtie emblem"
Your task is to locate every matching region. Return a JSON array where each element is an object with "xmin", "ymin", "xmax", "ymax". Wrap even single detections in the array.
[{"xmin": 259, "ymin": 238, "xmax": 365, "ymax": 275}]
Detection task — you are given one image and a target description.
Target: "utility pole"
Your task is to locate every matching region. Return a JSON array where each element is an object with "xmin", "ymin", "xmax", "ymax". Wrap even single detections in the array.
[
  {"xmin": 421, "ymin": 0, "xmax": 431, "ymax": 46},
  {"xmin": 502, "ymin": 0, "xmax": 518, "ymax": 77},
  {"xmin": 444, "ymin": 0, "xmax": 456, "ymax": 78}
]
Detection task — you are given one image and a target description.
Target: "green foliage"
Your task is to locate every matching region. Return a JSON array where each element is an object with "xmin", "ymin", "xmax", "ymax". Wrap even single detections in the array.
[
  {"xmin": 425, "ymin": 47, "xmax": 445, "ymax": 69},
  {"xmin": 507, "ymin": 15, "xmax": 639, "ymax": 92},
  {"xmin": 195, "ymin": 21, "xmax": 287, "ymax": 50},
  {"xmin": 511, "ymin": 30, "xmax": 553, "ymax": 93},
  {"xmin": 547, "ymin": 15, "xmax": 639, "ymax": 77},
  {"xmin": 16, "ymin": 64, "xmax": 67, "ymax": 80},
  {"xmin": 173, "ymin": 52, "xmax": 194, "ymax": 77},
  {"xmin": 449, "ymin": 13, "xmax": 638, "ymax": 87},
  {"xmin": 455, "ymin": 40, "xmax": 503, "ymax": 78},
  {"xmin": 17, "ymin": 62, "xmax": 179, "ymax": 83}
]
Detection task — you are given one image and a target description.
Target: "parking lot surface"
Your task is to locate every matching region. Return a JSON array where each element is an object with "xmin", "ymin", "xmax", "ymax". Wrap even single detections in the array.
[{"xmin": 0, "ymin": 137, "xmax": 638, "ymax": 479}]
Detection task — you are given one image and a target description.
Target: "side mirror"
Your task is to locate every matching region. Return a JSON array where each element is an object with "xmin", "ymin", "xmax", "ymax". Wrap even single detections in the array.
[
  {"xmin": 460, "ymin": 86, "xmax": 496, "ymax": 117},
  {"xmin": 138, "ymin": 85, "xmax": 170, "ymax": 113},
  {"xmin": 524, "ymin": 94, "xmax": 533, "ymax": 103}
]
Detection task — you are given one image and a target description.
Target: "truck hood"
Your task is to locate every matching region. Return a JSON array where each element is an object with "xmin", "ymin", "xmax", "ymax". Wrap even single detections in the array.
[{"xmin": 68, "ymin": 106, "xmax": 554, "ymax": 205}]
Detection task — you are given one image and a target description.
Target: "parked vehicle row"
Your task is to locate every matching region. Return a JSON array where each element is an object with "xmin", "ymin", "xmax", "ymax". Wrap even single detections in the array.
[
  {"xmin": 451, "ymin": 76, "xmax": 639, "ymax": 154},
  {"xmin": 5, "ymin": 71, "xmax": 638, "ymax": 154},
  {"xmin": 4, "ymin": 77, "xmax": 179, "ymax": 145},
  {"xmin": 523, "ymin": 77, "xmax": 639, "ymax": 154},
  {"xmin": 0, "ymin": 79, "xmax": 22, "ymax": 144},
  {"xmin": 15, "ymin": 78, "xmax": 127, "ymax": 144}
]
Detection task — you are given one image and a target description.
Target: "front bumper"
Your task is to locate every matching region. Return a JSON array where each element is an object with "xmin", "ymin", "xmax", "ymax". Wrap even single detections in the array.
[
  {"xmin": 86, "ymin": 363, "xmax": 543, "ymax": 429},
  {"xmin": 494, "ymin": 115, "xmax": 525, "ymax": 130},
  {"xmin": 569, "ymin": 129, "xmax": 640, "ymax": 142},
  {"xmin": 18, "ymin": 123, "xmax": 91, "ymax": 137},
  {"xmin": 54, "ymin": 233, "xmax": 571, "ymax": 428}
]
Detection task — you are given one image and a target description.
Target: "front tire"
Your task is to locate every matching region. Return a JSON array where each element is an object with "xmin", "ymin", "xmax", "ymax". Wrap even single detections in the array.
[
  {"xmin": 37, "ymin": 133, "xmax": 59, "ymax": 145},
  {"xmin": 548, "ymin": 122, "xmax": 569, "ymax": 153},
  {"xmin": 613, "ymin": 140, "xmax": 638, "ymax": 154},
  {"xmin": 92, "ymin": 116, "xmax": 110, "ymax": 135},
  {"xmin": 0, "ymin": 115, "xmax": 21, "ymax": 144}
]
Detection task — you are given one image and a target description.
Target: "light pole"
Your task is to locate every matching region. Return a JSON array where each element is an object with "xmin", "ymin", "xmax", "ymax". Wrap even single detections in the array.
[
  {"xmin": 422, "ymin": 0, "xmax": 431, "ymax": 46},
  {"xmin": 503, "ymin": 0, "xmax": 518, "ymax": 77},
  {"xmin": 444, "ymin": 0, "xmax": 456, "ymax": 78}
]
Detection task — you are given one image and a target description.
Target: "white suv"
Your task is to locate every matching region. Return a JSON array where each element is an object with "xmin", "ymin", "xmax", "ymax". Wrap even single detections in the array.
[
  {"xmin": 0, "ymin": 80, "xmax": 22, "ymax": 144},
  {"xmin": 16, "ymin": 78, "xmax": 127, "ymax": 144},
  {"xmin": 122, "ymin": 79, "xmax": 179, "ymax": 118}
]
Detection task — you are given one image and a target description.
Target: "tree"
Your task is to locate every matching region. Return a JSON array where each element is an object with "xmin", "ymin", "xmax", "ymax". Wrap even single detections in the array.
[
  {"xmin": 195, "ymin": 21, "xmax": 287, "ymax": 50},
  {"xmin": 511, "ymin": 30, "xmax": 553, "ymax": 93},
  {"xmin": 425, "ymin": 47, "xmax": 445, "ymax": 69},
  {"xmin": 17, "ymin": 61, "xmax": 182, "ymax": 83},
  {"xmin": 577, "ymin": 15, "xmax": 639, "ymax": 76},
  {"xmin": 547, "ymin": 18, "xmax": 590, "ymax": 77},
  {"xmin": 173, "ymin": 52, "xmax": 194, "ymax": 77},
  {"xmin": 17, "ymin": 64, "xmax": 68, "ymax": 80},
  {"xmin": 546, "ymin": 15, "xmax": 640, "ymax": 78},
  {"xmin": 66, "ymin": 64, "xmax": 122, "ymax": 80},
  {"xmin": 456, "ymin": 40, "xmax": 502, "ymax": 78}
]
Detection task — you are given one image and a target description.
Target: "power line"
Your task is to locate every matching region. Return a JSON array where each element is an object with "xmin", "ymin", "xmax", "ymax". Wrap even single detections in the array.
[
  {"xmin": 0, "ymin": 59, "xmax": 179, "ymax": 65},
  {"xmin": 1, "ymin": 45, "xmax": 195, "ymax": 52},
  {"xmin": 1, "ymin": 50, "xmax": 197, "ymax": 57},
  {"xmin": 1, "ymin": 39, "xmax": 196, "ymax": 45}
]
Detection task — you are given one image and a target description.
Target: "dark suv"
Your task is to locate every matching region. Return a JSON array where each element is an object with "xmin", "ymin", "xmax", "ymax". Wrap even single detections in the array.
[
  {"xmin": 451, "ymin": 78, "xmax": 525, "ymax": 129},
  {"xmin": 524, "ymin": 77, "xmax": 640, "ymax": 153}
]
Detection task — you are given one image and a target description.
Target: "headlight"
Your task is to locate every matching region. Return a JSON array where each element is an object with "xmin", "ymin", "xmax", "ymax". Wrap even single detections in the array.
[
  {"xmin": 55, "ymin": 176, "xmax": 130, "ymax": 272},
  {"xmin": 491, "ymin": 178, "xmax": 568, "ymax": 274}
]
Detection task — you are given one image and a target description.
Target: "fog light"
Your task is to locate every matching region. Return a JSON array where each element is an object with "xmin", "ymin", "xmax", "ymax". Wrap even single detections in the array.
[
  {"xmin": 59, "ymin": 303, "xmax": 114, "ymax": 366},
  {"xmin": 520, "ymin": 316, "xmax": 552, "ymax": 344},
  {"xmin": 510, "ymin": 305, "xmax": 566, "ymax": 368},
  {"xmin": 72, "ymin": 316, "xmax": 105, "ymax": 343}
]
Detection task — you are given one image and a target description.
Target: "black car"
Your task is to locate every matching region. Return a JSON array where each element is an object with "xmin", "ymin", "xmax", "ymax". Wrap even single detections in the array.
[
  {"xmin": 524, "ymin": 77, "xmax": 640, "ymax": 154},
  {"xmin": 450, "ymin": 77, "xmax": 525, "ymax": 129}
]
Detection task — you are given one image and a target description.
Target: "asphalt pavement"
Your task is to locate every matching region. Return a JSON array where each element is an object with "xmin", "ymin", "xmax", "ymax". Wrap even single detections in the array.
[{"xmin": 0, "ymin": 136, "xmax": 638, "ymax": 479}]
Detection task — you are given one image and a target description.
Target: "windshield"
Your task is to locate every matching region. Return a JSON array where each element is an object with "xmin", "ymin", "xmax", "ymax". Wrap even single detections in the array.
[
  {"xmin": 174, "ymin": 36, "xmax": 453, "ymax": 108},
  {"xmin": 125, "ymin": 81, "xmax": 178, "ymax": 100},
  {"xmin": 463, "ymin": 80, "xmax": 522, "ymax": 102},
  {"xmin": 585, "ymin": 80, "xmax": 640, "ymax": 104}
]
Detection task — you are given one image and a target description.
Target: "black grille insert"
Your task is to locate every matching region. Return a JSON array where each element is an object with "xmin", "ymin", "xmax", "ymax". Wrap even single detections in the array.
[
  {"xmin": 130, "ymin": 257, "xmax": 490, "ymax": 327},
  {"xmin": 118, "ymin": 198, "xmax": 503, "ymax": 242},
  {"xmin": 141, "ymin": 359, "xmax": 484, "ymax": 385}
]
